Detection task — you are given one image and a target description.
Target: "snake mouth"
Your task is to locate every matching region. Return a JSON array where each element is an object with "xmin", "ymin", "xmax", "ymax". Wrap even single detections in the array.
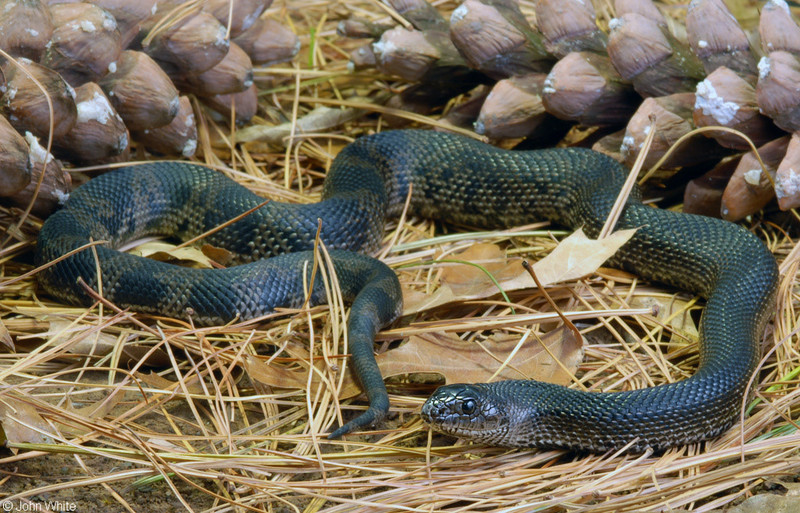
[
  {"xmin": 419, "ymin": 392, "xmax": 449, "ymax": 428},
  {"xmin": 420, "ymin": 397, "xmax": 459, "ymax": 428},
  {"xmin": 419, "ymin": 401, "xmax": 435, "ymax": 424},
  {"xmin": 421, "ymin": 384, "xmax": 507, "ymax": 439}
]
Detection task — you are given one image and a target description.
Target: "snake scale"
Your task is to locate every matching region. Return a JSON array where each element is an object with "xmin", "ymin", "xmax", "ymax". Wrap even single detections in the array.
[{"xmin": 36, "ymin": 130, "xmax": 778, "ymax": 452}]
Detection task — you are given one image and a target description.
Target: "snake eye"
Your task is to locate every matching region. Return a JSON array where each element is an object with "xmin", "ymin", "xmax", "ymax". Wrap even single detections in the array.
[{"xmin": 461, "ymin": 399, "xmax": 477, "ymax": 415}]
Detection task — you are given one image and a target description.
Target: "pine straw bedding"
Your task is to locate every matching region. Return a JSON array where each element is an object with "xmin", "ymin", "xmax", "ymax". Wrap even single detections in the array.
[{"xmin": 1, "ymin": 1, "xmax": 800, "ymax": 512}]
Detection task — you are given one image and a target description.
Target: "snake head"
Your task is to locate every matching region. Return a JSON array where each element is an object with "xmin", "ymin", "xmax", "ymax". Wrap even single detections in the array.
[{"xmin": 421, "ymin": 383, "xmax": 512, "ymax": 444}]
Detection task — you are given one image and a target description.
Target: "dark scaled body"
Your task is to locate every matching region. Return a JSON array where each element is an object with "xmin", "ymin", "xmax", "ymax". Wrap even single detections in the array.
[{"xmin": 37, "ymin": 130, "xmax": 778, "ymax": 449}]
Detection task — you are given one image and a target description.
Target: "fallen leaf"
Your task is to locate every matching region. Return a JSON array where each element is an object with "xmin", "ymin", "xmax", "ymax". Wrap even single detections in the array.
[
  {"xmin": 402, "ymin": 242, "xmax": 520, "ymax": 314},
  {"xmin": 376, "ymin": 327, "xmax": 583, "ymax": 386},
  {"xmin": 120, "ymin": 343, "xmax": 172, "ymax": 367},
  {"xmin": 243, "ymin": 353, "xmax": 310, "ymax": 391},
  {"xmin": 0, "ymin": 396, "xmax": 53, "ymax": 451},
  {"xmin": 402, "ymin": 285, "xmax": 460, "ymax": 315},
  {"xmin": 0, "ymin": 318, "xmax": 14, "ymax": 351},
  {"xmin": 439, "ymin": 243, "xmax": 521, "ymax": 295},
  {"xmin": 531, "ymin": 227, "xmax": 637, "ymax": 285},
  {"xmin": 241, "ymin": 341, "xmax": 333, "ymax": 392},
  {"xmin": 135, "ymin": 371, "xmax": 206, "ymax": 395},
  {"xmin": 201, "ymin": 243, "xmax": 235, "ymax": 266},
  {"xmin": 130, "ymin": 241, "xmax": 214, "ymax": 268},
  {"xmin": 629, "ymin": 296, "xmax": 699, "ymax": 347},
  {"xmin": 48, "ymin": 320, "xmax": 118, "ymax": 356},
  {"xmin": 146, "ymin": 437, "xmax": 188, "ymax": 452},
  {"xmin": 403, "ymin": 228, "xmax": 637, "ymax": 314},
  {"xmin": 243, "ymin": 325, "xmax": 584, "ymax": 398},
  {"xmin": 65, "ymin": 391, "xmax": 125, "ymax": 422},
  {"xmin": 235, "ymin": 104, "xmax": 366, "ymax": 145}
]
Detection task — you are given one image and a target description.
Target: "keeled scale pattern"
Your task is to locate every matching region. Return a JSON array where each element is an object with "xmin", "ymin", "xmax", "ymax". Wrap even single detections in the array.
[{"xmin": 37, "ymin": 130, "xmax": 778, "ymax": 449}]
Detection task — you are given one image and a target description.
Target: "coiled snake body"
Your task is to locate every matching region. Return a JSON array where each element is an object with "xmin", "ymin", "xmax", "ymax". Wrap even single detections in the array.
[{"xmin": 36, "ymin": 130, "xmax": 778, "ymax": 451}]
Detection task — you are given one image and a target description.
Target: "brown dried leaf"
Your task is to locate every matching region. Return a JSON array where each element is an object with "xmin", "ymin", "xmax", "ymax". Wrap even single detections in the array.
[
  {"xmin": 134, "ymin": 371, "xmax": 206, "ymax": 395},
  {"xmin": 244, "ymin": 325, "xmax": 584, "ymax": 398},
  {"xmin": 119, "ymin": 344, "xmax": 172, "ymax": 367},
  {"xmin": 48, "ymin": 320, "xmax": 117, "ymax": 356},
  {"xmin": 44, "ymin": 321, "xmax": 170, "ymax": 365},
  {"xmin": 145, "ymin": 437, "xmax": 189, "ymax": 452},
  {"xmin": 439, "ymin": 242, "xmax": 521, "ymax": 294},
  {"xmin": 64, "ymin": 389, "xmax": 124, "ymax": 422},
  {"xmin": 235, "ymin": 104, "xmax": 367, "ymax": 145},
  {"xmin": 376, "ymin": 327, "xmax": 583, "ymax": 386},
  {"xmin": 130, "ymin": 241, "xmax": 214, "ymax": 268},
  {"xmin": 0, "ymin": 318, "xmax": 14, "ymax": 351},
  {"xmin": 403, "ymin": 229, "xmax": 636, "ymax": 314},
  {"xmin": 201, "ymin": 243, "xmax": 235, "ymax": 266},
  {"xmin": 629, "ymin": 296, "xmax": 698, "ymax": 347},
  {"xmin": 403, "ymin": 285, "xmax": 460, "ymax": 315},
  {"xmin": 0, "ymin": 396, "xmax": 53, "ymax": 450},
  {"xmin": 533, "ymin": 227, "xmax": 637, "ymax": 284},
  {"xmin": 402, "ymin": 242, "xmax": 521, "ymax": 314},
  {"xmin": 243, "ymin": 353, "xmax": 310, "ymax": 391}
]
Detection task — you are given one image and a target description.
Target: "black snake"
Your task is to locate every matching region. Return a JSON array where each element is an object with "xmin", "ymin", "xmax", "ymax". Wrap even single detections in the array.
[{"xmin": 36, "ymin": 130, "xmax": 778, "ymax": 451}]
